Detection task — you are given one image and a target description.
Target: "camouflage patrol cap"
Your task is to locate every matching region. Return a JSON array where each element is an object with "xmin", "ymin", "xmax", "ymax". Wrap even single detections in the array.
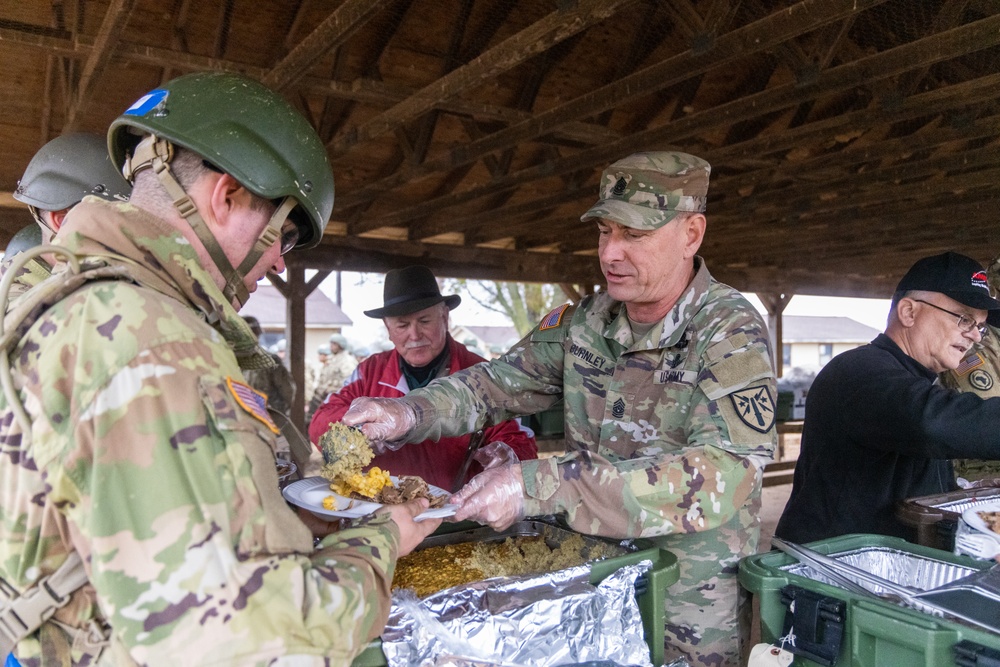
[{"xmin": 580, "ymin": 151, "xmax": 710, "ymax": 230}]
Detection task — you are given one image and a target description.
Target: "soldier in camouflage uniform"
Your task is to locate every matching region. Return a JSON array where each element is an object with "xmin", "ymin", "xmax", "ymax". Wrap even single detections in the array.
[
  {"xmin": 242, "ymin": 315, "xmax": 296, "ymax": 417},
  {"xmin": 308, "ymin": 336, "xmax": 356, "ymax": 418},
  {"xmin": 943, "ymin": 256, "xmax": 1000, "ymax": 482},
  {"xmin": 0, "ymin": 72, "xmax": 439, "ymax": 666},
  {"xmin": 2, "ymin": 133, "xmax": 131, "ymax": 311},
  {"xmin": 345, "ymin": 152, "xmax": 777, "ymax": 667}
]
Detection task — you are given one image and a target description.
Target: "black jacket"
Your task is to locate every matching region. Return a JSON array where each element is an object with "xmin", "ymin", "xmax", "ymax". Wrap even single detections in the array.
[{"xmin": 775, "ymin": 334, "xmax": 1000, "ymax": 543}]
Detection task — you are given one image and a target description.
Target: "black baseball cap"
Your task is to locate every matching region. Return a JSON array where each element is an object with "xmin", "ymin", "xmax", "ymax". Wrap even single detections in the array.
[{"xmin": 895, "ymin": 252, "xmax": 1000, "ymax": 326}]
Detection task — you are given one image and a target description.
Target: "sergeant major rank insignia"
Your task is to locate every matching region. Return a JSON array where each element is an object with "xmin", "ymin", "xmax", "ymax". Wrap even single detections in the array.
[{"xmin": 730, "ymin": 385, "xmax": 775, "ymax": 433}]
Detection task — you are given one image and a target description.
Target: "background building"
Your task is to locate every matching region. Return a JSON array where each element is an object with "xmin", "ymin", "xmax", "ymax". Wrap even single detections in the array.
[{"xmin": 242, "ymin": 284, "xmax": 353, "ymax": 357}]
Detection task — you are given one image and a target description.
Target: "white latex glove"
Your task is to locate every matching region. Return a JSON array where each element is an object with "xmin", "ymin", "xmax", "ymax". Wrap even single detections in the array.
[
  {"xmin": 451, "ymin": 465, "xmax": 525, "ymax": 531},
  {"xmin": 342, "ymin": 397, "xmax": 416, "ymax": 452}
]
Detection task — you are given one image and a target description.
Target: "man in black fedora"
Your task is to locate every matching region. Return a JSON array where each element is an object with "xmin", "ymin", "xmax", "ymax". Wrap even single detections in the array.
[{"xmin": 308, "ymin": 265, "xmax": 536, "ymax": 490}]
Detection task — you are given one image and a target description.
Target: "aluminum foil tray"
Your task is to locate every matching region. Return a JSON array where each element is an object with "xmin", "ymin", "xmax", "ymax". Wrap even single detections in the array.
[
  {"xmin": 781, "ymin": 545, "xmax": 978, "ymax": 594},
  {"xmin": 933, "ymin": 492, "xmax": 1000, "ymax": 513},
  {"xmin": 417, "ymin": 520, "xmax": 633, "ymax": 557}
]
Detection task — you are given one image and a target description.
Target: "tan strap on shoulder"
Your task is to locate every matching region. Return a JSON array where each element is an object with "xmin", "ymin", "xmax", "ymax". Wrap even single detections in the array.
[{"xmin": 0, "ymin": 551, "xmax": 90, "ymax": 657}]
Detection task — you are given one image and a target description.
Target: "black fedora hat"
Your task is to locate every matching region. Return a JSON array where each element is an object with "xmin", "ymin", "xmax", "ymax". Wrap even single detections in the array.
[{"xmin": 363, "ymin": 265, "xmax": 461, "ymax": 318}]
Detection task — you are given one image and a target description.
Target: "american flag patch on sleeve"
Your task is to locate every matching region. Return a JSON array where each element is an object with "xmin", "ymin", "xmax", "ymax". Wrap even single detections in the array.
[
  {"xmin": 539, "ymin": 304, "xmax": 570, "ymax": 331},
  {"xmin": 226, "ymin": 377, "xmax": 280, "ymax": 434},
  {"xmin": 956, "ymin": 352, "xmax": 985, "ymax": 376}
]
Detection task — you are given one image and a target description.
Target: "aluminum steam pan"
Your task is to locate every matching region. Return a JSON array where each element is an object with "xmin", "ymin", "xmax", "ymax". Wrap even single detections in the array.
[
  {"xmin": 419, "ymin": 519, "xmax": 633, "ymax": 557},
  {"xmin": 781, "ymin": 545, "xmax": 978, "ymax": 594},
  {"xmin": 934, "ymin": 492, "xmax": 1000, "ymax": 514}
]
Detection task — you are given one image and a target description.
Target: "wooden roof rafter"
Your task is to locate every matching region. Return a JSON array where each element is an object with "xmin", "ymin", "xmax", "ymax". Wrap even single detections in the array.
[{"xmin": 63, "ymin": 0, "xmax": 136, "ymax": 131}]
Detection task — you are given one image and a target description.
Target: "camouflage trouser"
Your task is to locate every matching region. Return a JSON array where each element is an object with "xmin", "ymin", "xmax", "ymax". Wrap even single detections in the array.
[
  {"xmin": 953, "ymin": 459, "xmax": 1000, "ymax": 484},
  {"xmin": 650, "ymin": 516, "xmax": 759, "ymax": 667}
]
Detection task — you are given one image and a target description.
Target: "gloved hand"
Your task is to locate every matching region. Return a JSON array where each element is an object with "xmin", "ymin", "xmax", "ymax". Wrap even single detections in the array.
[
  {"xmin": 473, "ymin": 440, "xmax": 518, "ymax": 469},
  {"xmin": 451, "ymin": 465, "xmax": 525, "ymax": 531},
  {"xmin": 342, "ymin": 397, "xmax": 417, "ymax": 453}
]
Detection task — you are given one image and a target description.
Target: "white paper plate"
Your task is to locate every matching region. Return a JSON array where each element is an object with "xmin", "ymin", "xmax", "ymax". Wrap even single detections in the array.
[
  {"xmin": 282, "ymin": 475, "xmax": 456, "ymax": 521},
  {"xmin": 962, "ymin": 500, "xmax": 1000, "ymax": 536}
]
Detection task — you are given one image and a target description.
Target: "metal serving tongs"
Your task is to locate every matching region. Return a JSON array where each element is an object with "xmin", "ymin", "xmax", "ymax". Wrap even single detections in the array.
[{"xmin": 772, "ymin": 537, "xmax": 1000, "ymax": 634}]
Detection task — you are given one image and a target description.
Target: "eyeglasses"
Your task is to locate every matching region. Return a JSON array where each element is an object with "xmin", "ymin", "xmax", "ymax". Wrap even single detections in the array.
[
  {"xmin": 278, "ymin": 219, "xmax": 300, "ymax": 255},
  {"xmin": 912, "ymin": 299, "xmax": 990, "ymax": 338}
]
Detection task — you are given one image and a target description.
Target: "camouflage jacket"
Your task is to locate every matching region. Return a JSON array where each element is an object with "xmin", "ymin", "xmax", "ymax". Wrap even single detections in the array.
[
  {"xmin": 244, "ymin": 351, "xmax": 296, "ymax": 416},
  {"xmin": 0, "ymin": 252, "xmax": 51, "ymax": 314},
  {"xmin": 0, "ymin": 198, "xmax": 402, "ymax": 666},
  {"xmin": 942, "ymin": 327, "xmax": 1000, "ymax": 399},
  {"xmin": 401, "ymin": 258, "xmax": 776, "ymax": 665},
  {"xmin": 314, "ymin": 351, "xmax": 357, "ymax": 400},
  {"xmin": 942, "ymin": 264, "xmax": 1000, "ymax": 480}
]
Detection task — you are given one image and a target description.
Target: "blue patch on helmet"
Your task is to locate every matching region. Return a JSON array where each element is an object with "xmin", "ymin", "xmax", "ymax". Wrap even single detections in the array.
[{"xmin": 125, "ymin": 89, "xmax": 169, "ymax": 116}]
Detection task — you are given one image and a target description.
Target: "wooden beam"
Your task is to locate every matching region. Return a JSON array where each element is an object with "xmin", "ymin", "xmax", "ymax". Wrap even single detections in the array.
[
  {"xmin": 262, "ymin": 0, "xmax": 383, "ymax": 91},
  {"xmin": 63, "ymin": 0, "xmax": 137, "ymax": 131},
  {"xmin": 410, "ymin": 183, "xmax": 588, "ymax": 240},
  {"xmin": 758, "ymin": 293, "xmax": 792, "ymax": 377},
  {"xmin": 291, "ymin": 236, "xmax": 604, "ymax": 285},
  {"xmin": 285, "ymin": 265, "xmax": 308, "ymax": 433},
  {"xmin": 339, "ymin": 0, "xmax": 890, "ymax": 220},
  {"xmin": 328, "ymin": 0, "xmax": 635, "ymax": 153},
  {"xmin": 0, "ymin": 21, "xmax": 618, "ymax": 148},
  {"xmin": 344, "ymin": 12, "xmax": 1000, "ymax": 235}
]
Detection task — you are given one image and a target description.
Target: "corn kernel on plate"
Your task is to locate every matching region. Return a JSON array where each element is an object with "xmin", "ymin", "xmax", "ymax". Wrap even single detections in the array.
[{"xmin": 282, "ymin": 476, "xmax": 456, "ymax": 521}]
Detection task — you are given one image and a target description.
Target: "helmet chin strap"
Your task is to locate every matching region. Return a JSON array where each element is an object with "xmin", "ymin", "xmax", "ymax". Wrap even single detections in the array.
[{"xmin": 125, "ymin": 135, "xmax": 290, "ymax": 308}]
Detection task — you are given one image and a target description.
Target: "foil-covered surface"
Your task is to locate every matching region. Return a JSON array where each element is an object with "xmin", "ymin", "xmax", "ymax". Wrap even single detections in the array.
[
  {"xmin": 932, "ymin": 492, "xmax": 1000, "ymax": 514},
  {"xmin": 781, "ymin": 546, "xmax": 977, "ymax": 595},
  {"xmin": 381, "ymin": 560, "xmax": 653, "ymax": 667}
]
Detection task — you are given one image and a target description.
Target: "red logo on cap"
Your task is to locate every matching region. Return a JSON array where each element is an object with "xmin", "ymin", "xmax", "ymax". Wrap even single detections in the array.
[{"xmin": 972, "ymin": 271, "xmax": 989, "ymax": 291}]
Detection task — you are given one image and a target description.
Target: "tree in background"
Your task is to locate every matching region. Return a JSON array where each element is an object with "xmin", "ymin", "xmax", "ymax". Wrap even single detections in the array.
[{"xmin": 447, "ymin": 279, "xmax": 586, "ymax": 337}]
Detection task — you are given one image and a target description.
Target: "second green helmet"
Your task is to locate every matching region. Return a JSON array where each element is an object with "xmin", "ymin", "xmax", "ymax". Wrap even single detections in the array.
[
  {"xmin": 108, "ymin": 72, "xmax": 334, "ymax": 249},
  {"xmin": 14, "ymin": 133, "xmax": 132, "ymax": 211}
]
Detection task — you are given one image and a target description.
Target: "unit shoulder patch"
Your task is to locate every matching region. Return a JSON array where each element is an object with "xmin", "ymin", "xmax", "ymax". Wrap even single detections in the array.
[
  {"xmin": 970, "ymin": 369, "xmax": 994, "ymax": 392},
  {"xmin": 226, "ymin": 377, "xmax": 280, "ymax": 434},
  {"xmin": 729, "ymin": 385, "xmax": 776, "ymax": 434}
]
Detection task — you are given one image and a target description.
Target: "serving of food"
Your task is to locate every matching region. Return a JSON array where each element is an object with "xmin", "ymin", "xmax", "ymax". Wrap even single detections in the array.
[
  {"xmin": 281, "ymin": 423, "xmax": 455, "ymax": 520},
  {"xmin": 393, "ymin": 530, "xmax": 626, "ymax": 597},
  {"xmin": 977, "ymin": 510, "xmax": 1000, "ymax": 534},
  {"xmin": 317, "ymin": 422, "xmax": 448, "ymax": 508}
]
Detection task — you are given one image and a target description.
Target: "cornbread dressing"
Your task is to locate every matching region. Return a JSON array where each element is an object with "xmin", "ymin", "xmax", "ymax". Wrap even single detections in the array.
[
  {"xmin": 393, "ymin": 533, "xmax": 622, "ymax": 597},
  {"xmin": 318, "ymin": 422, "xmax": 375, "ymax": 482}
]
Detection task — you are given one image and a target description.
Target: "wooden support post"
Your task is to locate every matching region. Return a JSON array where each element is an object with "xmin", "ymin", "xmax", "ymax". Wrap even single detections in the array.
[
  {"xmin": 284, "ymin": 266, "xmax": 308, "ymax": 434},
  {"xmin": 268, "ymin": 268, "xmax": 332, "ymax": 434},
  {"xmin": 759, "ymin": 292, "xmax": 792, "ymax": 377}
]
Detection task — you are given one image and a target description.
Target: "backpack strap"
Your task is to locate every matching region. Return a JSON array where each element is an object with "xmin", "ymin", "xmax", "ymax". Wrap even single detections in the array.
[
  {"xmin": 0, "ymin": 247, "xmax": 134, "ymax": 660},
  {"xmin": 0, "ymin": 552, "xmax": 92, "ymax": 658}
]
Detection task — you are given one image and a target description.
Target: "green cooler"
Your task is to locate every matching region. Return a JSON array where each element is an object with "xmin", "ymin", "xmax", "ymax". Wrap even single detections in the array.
[{"xmin": 740, "ymin": 534, "xmax": 1000, "ymax": 667}]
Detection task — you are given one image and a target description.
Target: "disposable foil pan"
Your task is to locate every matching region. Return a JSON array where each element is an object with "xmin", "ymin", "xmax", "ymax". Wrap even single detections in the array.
[
  {"xmin": 417, "ymin": 519, "xmax": 633, "ymax": 555},
  {"xmin": 781, "ymin": 545, "xmax": 978, "ymax": 594},
  {"xmin": 933, "ymin": 492, "xmax": 1000, "ymax": 514}
]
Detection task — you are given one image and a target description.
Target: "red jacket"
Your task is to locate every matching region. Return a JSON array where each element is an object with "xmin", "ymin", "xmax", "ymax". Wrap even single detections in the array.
[{"xmin": 309, "ymin": 336, "xmax": 537, "ymax": 491}]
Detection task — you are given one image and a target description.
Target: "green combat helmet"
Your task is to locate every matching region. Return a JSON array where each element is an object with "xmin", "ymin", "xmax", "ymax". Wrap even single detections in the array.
[
  {"xmin": 4, "ymin": 224, "xmax": 43, "ymax": 258},
  {"xmin": 108, "ymin": 72, "xmax": 335, "ymax": 306},
  {"xmin": 14, "ymin": 133, "xmax": 132, "ymax": 232}
]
